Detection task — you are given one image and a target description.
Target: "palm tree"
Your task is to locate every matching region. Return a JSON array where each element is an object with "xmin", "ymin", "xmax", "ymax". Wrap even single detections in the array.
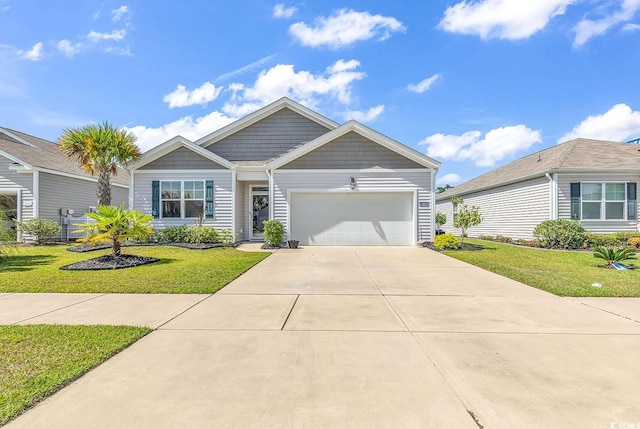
[{"xmin": 58, "ymin": 121, "xmax": 141, "ymax": 206}]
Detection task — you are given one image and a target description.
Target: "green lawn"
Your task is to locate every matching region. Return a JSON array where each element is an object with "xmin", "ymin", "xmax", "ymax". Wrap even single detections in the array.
[
  {"xmin": 0, "ymin": 324, "xmax": 151, "ymax": 426},
  {"xmin": 0, "ymin": 245, "xmax": 269, "ymax": 293},
  {"xmin": 443, "ymin": 239, "xmax": 640, "ymax": 297}
]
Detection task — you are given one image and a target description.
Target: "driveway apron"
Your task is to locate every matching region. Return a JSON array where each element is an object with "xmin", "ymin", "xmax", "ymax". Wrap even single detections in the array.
[{"xmin": 6, "ymin": 246, "xmax": 640, "ymax": 429}]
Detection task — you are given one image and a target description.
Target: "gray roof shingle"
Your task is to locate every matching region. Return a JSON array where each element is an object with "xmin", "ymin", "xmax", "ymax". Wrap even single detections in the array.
[
  {"xmin": 0, "ymin": 127, "xmax": 129, "ymax": 186},
  {"xmin": 437, "ymin": 138, "xmax": 640, "ymax": 200}
]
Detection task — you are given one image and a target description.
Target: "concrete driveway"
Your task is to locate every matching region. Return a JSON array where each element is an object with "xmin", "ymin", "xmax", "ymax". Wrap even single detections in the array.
[{"xmin": 5, "ymin": 246, "xmax": 640, "ymax": 428}]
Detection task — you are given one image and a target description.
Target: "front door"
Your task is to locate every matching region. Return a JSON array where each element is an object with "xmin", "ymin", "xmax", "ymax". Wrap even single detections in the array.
[{"xmin": 250, "ymin": 187, "xmax": 269, "ymax": 240}]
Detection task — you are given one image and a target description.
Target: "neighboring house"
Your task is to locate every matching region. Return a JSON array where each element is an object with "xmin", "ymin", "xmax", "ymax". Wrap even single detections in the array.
[
  {"xmin": 436, "ymin": 138, "xmax": 640, "ymax": 240},
  {"xmin": 0, "ymin": 127, "xmax": 129, "ymax": 241},
  {"xmin": 127, "ymin": 97, "xmax": 441, "ymax": 246}
]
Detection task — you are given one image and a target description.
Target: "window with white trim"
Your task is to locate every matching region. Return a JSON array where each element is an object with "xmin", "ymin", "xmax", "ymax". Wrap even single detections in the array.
[
  {"xmin": 160, "ymin": 180, "xmax": 205, "ymax": 218},
  {"xmin": 580, "ymin": 182, "xmax": 627, "ymax": 220}
]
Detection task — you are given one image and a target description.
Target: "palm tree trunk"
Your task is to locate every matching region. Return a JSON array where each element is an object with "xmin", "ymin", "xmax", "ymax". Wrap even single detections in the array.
[
  {"xmin": 97, "ymin": 169, "xmax": 112, "ymax": 206},
  {"xmin": 112, "ymin": 239, "xmax": 121, "ymax": 258}
]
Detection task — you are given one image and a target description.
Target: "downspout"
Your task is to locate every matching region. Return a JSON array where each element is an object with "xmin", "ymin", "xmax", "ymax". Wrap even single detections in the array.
[
  {"xmin": 545, "ymin": 172, "xmax": 558, "ymax": 220},
  {"xmin": 266, "ymin": 167, "xmax": 274, "ymax": 221},
  {"xmin": 231, "ymin": 169, "xmax": 237, "ymax": 243},
  {"xmin": 430, "ymin": 168, "xmax": 438, "ymax": 243}
]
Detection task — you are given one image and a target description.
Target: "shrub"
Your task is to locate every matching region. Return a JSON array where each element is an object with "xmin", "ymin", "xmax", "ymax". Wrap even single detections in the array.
[
  {"xmin": 218, "ymin": 229, "xmax": 234, "ymax": 245},
  {"xmin": 185, "ymin": 226, "xmax": 219, "ymax": 244},
  {"xmin": 477, "ymin": 235, "xmax": 494, "ymax": 241},
  {"xmin": 593, "ymin": 246, "xmax": 637, "ymax": 268},
  {"xmin": 533, "ymin": 220, "xmax": 586, "ymax": 249},
  {"xmin": 434, "ymin": 233, "xmax": 460, "ymax": 250},
  {"xmin": 263, "ymin": 220, "xmax": 284, "ymax": 247},
  {"xmin": 15, "ymin": 218, "xmax": 61, "ymax": 245},
  {"xmin": 155, "ymin": 225, "xmax": 188, "ymax": 243},
  {"xmin": 585, "ymin": 232, "xmax": 640, "ymax": 248},
  {"xmin": 629, "ymin": 237, "xmax": 640, "ymax": 249},
  {"xmin": 495, "ymin": 235, "xmax": 513, "ymax": 243}
]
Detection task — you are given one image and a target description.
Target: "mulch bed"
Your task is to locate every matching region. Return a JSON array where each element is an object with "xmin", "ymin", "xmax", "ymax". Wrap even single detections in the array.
[{"xmin": 60, "ymin": 254, "xmax": 160, "ymax": 271}]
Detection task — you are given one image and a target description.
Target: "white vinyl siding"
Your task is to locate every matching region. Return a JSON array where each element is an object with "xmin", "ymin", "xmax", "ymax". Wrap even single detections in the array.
[
  {"xmin": 272, "ymin": 170, "xmax": 433, "ymax": 243},
  {"xmin": 39, "ymin": 172, "xmax": 129, "ymax": 240},
  {"xmin": 436, "ymin": 177, "xmax": 550, "ymax": 240},
  {"xmin": 558, "ymin": 173, "xmax": 640, "ymax": 233},
  {"xmin": 133, "ymin": 171, "xmax": 232, "ymax": 230},
  {"xmin": 1, "ymin": 156, "xmax": 35, "ymax": 222}
]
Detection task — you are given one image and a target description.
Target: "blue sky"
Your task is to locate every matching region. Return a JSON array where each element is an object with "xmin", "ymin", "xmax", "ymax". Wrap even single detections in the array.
[{"xmin": 2, "ymin": 0, "xmax": 640, "ymax": 186}]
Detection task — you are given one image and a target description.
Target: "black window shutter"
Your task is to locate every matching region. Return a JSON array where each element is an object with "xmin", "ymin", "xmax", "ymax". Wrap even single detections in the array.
[
  {"xmin": 152, "ymin": 181, "xmax": 160, "ymax": 218},
  {"xmin": 205, "ymin": 180, "xmax": 214, "ymax": 219},
  {"xmin": 570, "ymin": 183, "xmax": 581, "ymax": 220},
  {"xmin": 628, "ymin": 183, "xmax": 637, "ymax": 220}
]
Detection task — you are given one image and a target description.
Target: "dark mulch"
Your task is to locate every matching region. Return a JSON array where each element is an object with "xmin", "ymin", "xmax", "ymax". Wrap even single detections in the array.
[
  {"xmin": 422, "ymin": 242, "xmax": 484, "ymax": 252},
  {"xmin": 60, "ymin": 254, "xmax": 160, "ymax": 271}
]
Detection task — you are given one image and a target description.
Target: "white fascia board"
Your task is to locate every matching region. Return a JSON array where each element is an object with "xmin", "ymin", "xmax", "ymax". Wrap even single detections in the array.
[
  {"xmin": 273, "ymin": 168, "xmax": 430, "ymax": 174},
  {"xmin": 267, "ymin": 120, "xmax": 441, "ymax": 170},
  {"xmin": 0, "ymin": 128, "xmax": 37, "ymax": 147},
  {"xmin": 0, "ymin": 149, "xmax": 31, "ymax": 168},
  {"xmin": 128, "ymin": 137, "xmax": 235, "ymax": 171},
  {"xmin": 195, "ymin": 97, "xmax": 339, "ymax": 147},
  {"xmin": 551, "ymin": 168, "xmax": 640, "ymax": 175}
]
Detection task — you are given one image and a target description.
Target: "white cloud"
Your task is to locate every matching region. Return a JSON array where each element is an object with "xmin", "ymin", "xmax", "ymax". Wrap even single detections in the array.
[
  {"xmin": 18, "ymin": 42, "xmax": 43, "ymax": 61},
  {"xmin": 273, "ymin": 4, "xmax": 296, "ymax": 19},
  {"xmin": 126, "ymin": 111, "xmax": 237, "ymax": 152},
  {"xmin": 343, "ymin": 105, "xmax": 384, "ymax": 122},
  {"xmin": 420, "ymin": 125, "xmax": 542, "ymax": 167},
  {"xmin": 289, "ymin": 9, "xmax": 405, "ymax": 48},
  {"xmin": 57, "ymin": 39, "xmax": 83, "ymax": 57},
  {"xmin": 111, "ymin": 5, "xmax": 129, "ymax": 22},
  {"xmin": 623, "ymin": 22, "xmax": 640, "ymax": 31},
  {"xmin": 558, "ymin": 103, "xmax": 640, "ymax": 143},
  {"xmin": 407, "ymin": 74, "xmax": 441, "ymax": 93},
  {"xmin": 163, "ymin": 82, "xmax": 223, "ymax": 108},
  {"xmin": 573, "ymin": 0, "xmax": 640, "ymax": 47},
  {"xmin": 437, "ymin": 173, "xmax": 462, "ymax": 185},
  {"xmin": 438, "ymin": 0, "xmax": 576, "ymax": 40},
  {"xmin": 87, "ymin": 29, "xmax": 126, "ymax": 42},
  {"xmin": 222, "ymin": 59, "xmax": 365, "ymax": 117}
]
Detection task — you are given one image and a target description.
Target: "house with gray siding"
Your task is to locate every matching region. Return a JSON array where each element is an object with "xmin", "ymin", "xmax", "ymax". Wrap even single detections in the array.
[
  {"xmin": 128, "ymin": 97, "xmax": 441, "ymax": 246},
  {"xmin": 0, "ymin": 127, "xmax": 129, "ymax": 241},
  {"xmin": 436, "ymin": 138, "xmax": 639, "ymax": 240}
]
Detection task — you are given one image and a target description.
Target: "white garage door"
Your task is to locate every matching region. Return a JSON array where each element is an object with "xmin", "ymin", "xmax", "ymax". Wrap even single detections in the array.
[{"xmin": 290, "ymin": 192, "xmax": 414, "ymax": 246}]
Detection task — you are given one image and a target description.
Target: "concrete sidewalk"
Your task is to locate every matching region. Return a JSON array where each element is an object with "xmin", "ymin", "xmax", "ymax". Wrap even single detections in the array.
[{"xmin": 4, "ymin": 246, "xmax": 640, "ymax": 428}]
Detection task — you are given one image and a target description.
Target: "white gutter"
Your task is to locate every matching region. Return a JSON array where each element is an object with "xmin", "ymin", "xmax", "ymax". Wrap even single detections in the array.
[{"xmin": 545, "ymin": 173, "xmax": 558, "ymax": 220}]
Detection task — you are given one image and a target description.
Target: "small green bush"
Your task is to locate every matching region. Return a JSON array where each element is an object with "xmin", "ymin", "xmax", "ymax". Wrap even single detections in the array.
[
  {"xmin": 218, "ymin": 229, "xmax": 234, "ymax": 245},
  {"xmin": 585, "ymin": 232, "xmax": 640, "ymax": 248},
  {"xmin": 477, "ymin": 235, "xmax": 494, "ymax": 241},
  {"xmin": 263, "ymin": 220, "xmax": 284, "ymax": 247},
  {"xmin": 185, "ymin": 226, "xmax": 219, "ymax": 244},
  {"xmin": 593, "ymin": 246, "xmax": 637, "ymax": 268},
  {"xmin": 495, "ymin": 235, "xmax": 513, "ymax": 243},
  {"xmin": 434, "ymin": 233, "xmax": 460, "ymax": 250},
  {"xmin": 435, "ymin": 212, "xmax": 447, "ymax": 228},
  {"xmin": 533, "ymin": 220, "xmax": 586, "ymax": 249},
  {"xmin": 15, "ymin": 218, "xmax": 61, "ymax": 245},
  {"xmin": 629, "ymin": 237, "xmax": 640, "ymax": 249},
  {"xmin": 155, "ymin": 225, "xmax": 188, "ymax": 242}
]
